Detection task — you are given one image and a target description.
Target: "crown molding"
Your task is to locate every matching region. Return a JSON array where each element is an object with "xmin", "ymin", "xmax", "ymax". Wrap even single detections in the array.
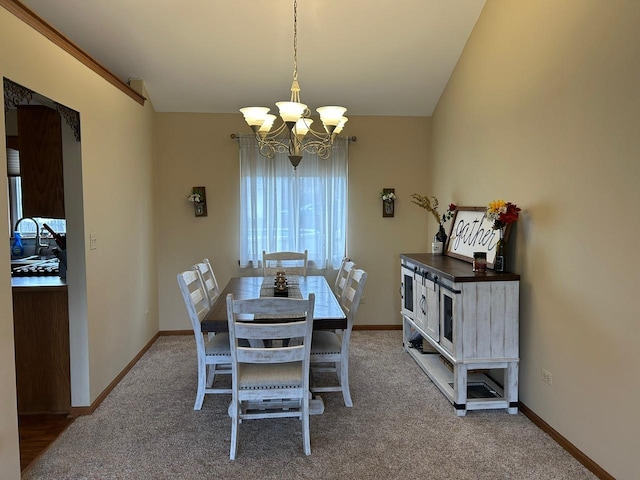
[{"xmin": 0, "ymin": 0, "xmax": 145, "ymax": 106}]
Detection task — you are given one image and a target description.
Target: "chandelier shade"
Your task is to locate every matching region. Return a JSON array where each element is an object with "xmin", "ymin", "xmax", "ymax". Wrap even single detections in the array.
[{"xmin": 239, "ymin": 0, "xmax": 347, "ymax": 168}]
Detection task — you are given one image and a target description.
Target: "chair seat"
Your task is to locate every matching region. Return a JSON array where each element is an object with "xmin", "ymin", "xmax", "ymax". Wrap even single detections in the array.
[
  {"xmin": 238, "ymin": 362, "xmax": 303, "ymax": 389},
  {"xmin": 205, "ymin": 333, "xmax": 231, "ymax": 356},
  {"xmin": 311, "ymin": 330, "xmax": 342, "ymax": 355}
]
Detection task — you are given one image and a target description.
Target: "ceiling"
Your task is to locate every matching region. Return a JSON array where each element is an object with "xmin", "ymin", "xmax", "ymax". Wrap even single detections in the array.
[{"xmin": 20, "ymin": 0, "xmax": 485, "ymax": 116}]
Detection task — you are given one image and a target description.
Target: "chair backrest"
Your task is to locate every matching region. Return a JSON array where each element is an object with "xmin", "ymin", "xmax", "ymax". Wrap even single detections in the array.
[
  {"xmin": 334, "ymin": 258, "xmax": 356, "ymax": 299},
  {"xmin": 194, "ymin": 258, "xmax": 220, "ymax": 307},
  {"xmin": 340, "ymin": 268, "xmax": 367, "ymax": 331},
  {"xmin": 177, "ymin": 269, "xmax": 209, "ymax": 336},
  {"xmin": 226, "ymin": 294, "xmax": 315, "ymax": 366},
  {"xmin": 262, "ymin": 250, "xmax": 308, "ymax": 277}
]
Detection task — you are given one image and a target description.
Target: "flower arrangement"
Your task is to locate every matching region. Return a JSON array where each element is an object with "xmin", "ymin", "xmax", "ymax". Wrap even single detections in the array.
[
  {"xmin": 380, "ymin": 191, "xmax": 397, "ymax": 202},
  {"xmin": 485, "ymin": 200, "xmax": 521, "ymax": 230},
  {"xmin": 187, "ymin": 192, "xmax": 202, "ymax": 203},
  {"xmin": 410, "ymin": 194, "xmax": 456, "ymax": 225}
]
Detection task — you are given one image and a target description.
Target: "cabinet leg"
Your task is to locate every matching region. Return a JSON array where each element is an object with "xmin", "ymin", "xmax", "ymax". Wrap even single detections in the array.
[
  {"xmin": 453, "ymin": 363, "xmax": 468, "ymax": 417},
  {"xmin": 505, "ymin": 362, "xmax": 519, "ymax": 414}
]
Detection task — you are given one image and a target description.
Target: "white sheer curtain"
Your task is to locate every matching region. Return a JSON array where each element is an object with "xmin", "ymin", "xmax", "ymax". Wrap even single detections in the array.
[{"xmin": 239, "ymin": 135, "xmax": 347, "ymax": 270}]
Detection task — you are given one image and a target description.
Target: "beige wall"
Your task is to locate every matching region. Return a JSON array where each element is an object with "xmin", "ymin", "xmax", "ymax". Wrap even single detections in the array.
[
  {"xmin": 430, "ymin": 1, "xmax": 640, "ymax": 478},
  {"xmin": 0, "ymin": 8, "xmax": 157, "ymax": 478},
  {"xmin": 155, "ymin": 114, "xmax": 431, "ymax": 330},
  {"xmin": 4, "ymin": 1, "xmax": 636, "ymax": 478}
]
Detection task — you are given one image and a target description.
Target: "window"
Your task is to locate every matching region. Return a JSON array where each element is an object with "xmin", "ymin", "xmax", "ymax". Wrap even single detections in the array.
[
  {"xmin": 239, "ymin": 136, "xmax": 348, "ymax": 270},
  {"xmin": 8, "ymin": 176, "xmax": 66, "ymax": 236}
]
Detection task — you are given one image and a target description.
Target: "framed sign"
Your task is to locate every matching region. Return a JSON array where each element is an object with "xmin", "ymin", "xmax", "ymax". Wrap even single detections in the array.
[{"xmin": 446, "ymin": 206, "xmax": 512, "ymax": 268}]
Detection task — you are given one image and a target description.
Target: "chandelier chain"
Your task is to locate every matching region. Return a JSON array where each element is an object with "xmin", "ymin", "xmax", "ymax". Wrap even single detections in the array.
[{"xmin": 293, "ymin": 0, "xmax": 298, "ymax": 81}]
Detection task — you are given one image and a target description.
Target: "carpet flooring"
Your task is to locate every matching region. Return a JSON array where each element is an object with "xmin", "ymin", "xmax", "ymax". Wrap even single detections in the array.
[{"xmin": 23, "ymin": 331, "xmax": 596, "ymax": 479}]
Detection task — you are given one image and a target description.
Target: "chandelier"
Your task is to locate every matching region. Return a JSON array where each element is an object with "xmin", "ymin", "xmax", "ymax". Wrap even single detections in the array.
[{"xmin": 239, "ymin": 0, "xmax": 347, "ymax": 169}]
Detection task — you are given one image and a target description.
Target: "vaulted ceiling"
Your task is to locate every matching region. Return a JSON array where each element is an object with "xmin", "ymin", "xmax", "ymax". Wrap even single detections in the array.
[{"xmin": 20, "ymin": 0, "xmax": 485, "ymax": 116}]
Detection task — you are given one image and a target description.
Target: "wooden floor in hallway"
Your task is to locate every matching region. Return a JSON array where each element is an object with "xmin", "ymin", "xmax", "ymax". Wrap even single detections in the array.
[{"xmin": 18, "ymin": 414, "xmax": 75, "ymax": 472}]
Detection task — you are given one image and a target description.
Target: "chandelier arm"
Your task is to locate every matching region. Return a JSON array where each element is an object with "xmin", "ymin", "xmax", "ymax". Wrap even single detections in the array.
[
  {"xmin": 258, "ymin": 138, "xmax": 291, "ymax": 156},
  {"xmin": 303, "ymin": 127, "xmax": 333, "ymax": 141},
  {"xmin": 259, "ymin": 122, "xmax": 289, "ymax": 141},
  {"xmin": 258, "ymin": 141, "xmax": 276, "ymax": 159}
]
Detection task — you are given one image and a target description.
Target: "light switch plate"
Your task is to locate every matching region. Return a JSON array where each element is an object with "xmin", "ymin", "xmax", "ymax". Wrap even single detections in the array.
[{"xmin": 90, "ymin": 232, "xmax": 97, "ymax": 250}]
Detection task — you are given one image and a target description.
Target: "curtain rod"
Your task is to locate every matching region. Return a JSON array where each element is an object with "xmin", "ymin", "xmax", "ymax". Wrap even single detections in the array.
[{"xmin": 230, "ymin": 133, "xmax": 357, "ymax": 142}]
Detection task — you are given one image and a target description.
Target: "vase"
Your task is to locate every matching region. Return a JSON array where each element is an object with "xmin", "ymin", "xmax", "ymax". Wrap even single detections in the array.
[
  {"xmin": 432, "ymin": 224, "xmax": 447, "ymax": 254},
  {"xmin": 494, "ymin": 228, "xmax": 506, "ymax": 272},
  {"xmin": 383, "ymin": 200, "xmax": 394, "ymax": 216}
]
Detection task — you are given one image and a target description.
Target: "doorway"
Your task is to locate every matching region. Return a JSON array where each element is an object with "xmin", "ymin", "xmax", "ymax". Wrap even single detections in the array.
[{"xmin": 4, "ymin": 77, "xmax": 89, "ymax": 468}]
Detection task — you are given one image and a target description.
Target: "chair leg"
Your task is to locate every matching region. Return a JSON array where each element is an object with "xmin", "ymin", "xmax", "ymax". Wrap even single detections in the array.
[
  {"xmin": 194, "ymin": 360, "xmax": 206, "ymax": 410},
  {"xmin": 230, "ymin": 401, "xmax": 239, "ymax": 460},
  {"xmin": 340, "ymin": 358, "xmax": 353, "ymax": 407},
  {"xmin": 302, "ymin": 392, "xmax": 311, "ymax": 455}
]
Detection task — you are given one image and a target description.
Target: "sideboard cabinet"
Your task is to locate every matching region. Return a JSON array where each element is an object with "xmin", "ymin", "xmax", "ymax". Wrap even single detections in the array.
[{"xmin": 400, "ymin": 253, "xmax": 520, "ymax": 416}]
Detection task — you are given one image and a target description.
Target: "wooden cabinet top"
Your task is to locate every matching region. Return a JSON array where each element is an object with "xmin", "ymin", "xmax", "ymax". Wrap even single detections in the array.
[{"xmin": 400, "ymin": 253, "xmax": 520, "ymax": 283}]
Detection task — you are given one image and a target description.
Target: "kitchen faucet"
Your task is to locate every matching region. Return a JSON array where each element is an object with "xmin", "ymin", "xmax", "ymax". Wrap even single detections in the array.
[{"xmin": 14, "ymin": 217, "xmax": 48, "ymax": 257}]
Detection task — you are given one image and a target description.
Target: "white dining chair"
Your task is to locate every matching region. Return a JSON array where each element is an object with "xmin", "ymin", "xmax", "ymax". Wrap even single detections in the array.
[
  {"xmin": 194, "ymin": 258, "xmax": 222, "ymax": 343},
  {"xmin": 177, "ymin": 269, "xmax": 231, "ymax": 410},
  {"xmin": 194, "ymin": 258, "xmax": 220, "ymax": 307},
  {"xmin": 310, "ymin": 268, "xmax": 367, "ymax": 407},
  {"xmin": 226, "ymin": 293, "xmax": 315, "ymax": 460},
  {"xmin": 262, "ymin": 250, "xmax": 308, "ymax": 277},
  {"xmin": 333, "ymin": 257, "xmax": 355, "ymax": 301}
]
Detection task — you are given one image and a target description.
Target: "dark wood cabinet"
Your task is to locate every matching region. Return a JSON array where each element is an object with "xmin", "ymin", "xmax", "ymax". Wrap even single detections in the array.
[
  {"xmin": 13, "ymin": 288, "xmax": 70, "ymax": 414},
  {"xmin": 17, "ymin": 105, "xmax": 65, "ymax": 218}
]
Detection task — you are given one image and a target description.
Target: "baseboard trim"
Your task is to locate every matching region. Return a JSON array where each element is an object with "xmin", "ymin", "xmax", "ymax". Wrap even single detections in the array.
[
  {"xmin": 519, "ymin": 403, "xmax": 614, "ymax": 480},
  {"xmin": 159, "ymin": 329, "xmax": 192, "ymax": 336},
  {"xmin": 69, "ymin": 332, "xmax": 160, "ymax": 417},
  {"xmin": 353, "ymin": 324, "xmax": 402, "ymax": 331}
]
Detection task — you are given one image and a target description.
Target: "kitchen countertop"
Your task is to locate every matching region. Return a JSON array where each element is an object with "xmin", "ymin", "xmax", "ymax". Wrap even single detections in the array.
[{"xmin": 11, "ymin": 275, "xmax": 67, "ymax": 290}]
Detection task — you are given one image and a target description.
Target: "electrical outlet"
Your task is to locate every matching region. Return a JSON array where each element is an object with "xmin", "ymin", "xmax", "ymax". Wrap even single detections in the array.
[
  {"xmin": 542, "ymin": 369, "xmax": 553, "ymax": 385},
  {"xmin": 90, "ymin": 232, "xmax": 97, "ymax": 250}
]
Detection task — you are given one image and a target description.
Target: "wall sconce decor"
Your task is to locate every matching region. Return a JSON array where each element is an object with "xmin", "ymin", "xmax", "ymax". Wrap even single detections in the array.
[
  {"xmin": 380, "ymin": 188, "xmax": 396, "ymax": 218},
  {"xmin": 187, "ymin": 186, "xmax": 207, "ymax": 217}
]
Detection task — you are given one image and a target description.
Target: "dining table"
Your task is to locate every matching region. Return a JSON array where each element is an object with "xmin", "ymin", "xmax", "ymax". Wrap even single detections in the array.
[
  {"xmin": 201, "ymin": 275, "xmax": 347, "ymax": 333},
  {"xmin": 202, "ymin": 275, "xmax": 347, "ymax": 415}
]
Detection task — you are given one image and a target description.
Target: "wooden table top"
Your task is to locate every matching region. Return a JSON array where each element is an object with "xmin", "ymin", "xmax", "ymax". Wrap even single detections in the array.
[{"xmin": 201, "ymin": 276, "xmax": 347, "ymax": 333}]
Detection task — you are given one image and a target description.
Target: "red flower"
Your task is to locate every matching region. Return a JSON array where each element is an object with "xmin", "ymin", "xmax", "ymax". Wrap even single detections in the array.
[{"xmin": 499, "ymin": 203, "xmax": 521, "ymax": 225}]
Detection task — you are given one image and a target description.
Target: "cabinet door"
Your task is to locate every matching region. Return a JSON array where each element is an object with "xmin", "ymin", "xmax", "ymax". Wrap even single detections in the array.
[
  {"xmin": 439, "ymin": 288, "xmax": 455, "ymax": 354},
  {"xmin": 400, "ymin": 265, "xmax": 415, "ymax": 319},
  {"xmin": 414, "ymin": 274, "xmax": 427, "ymax": 331},
  {"xmin": 423, "ymin": 276, "xmax": 439, "ymax": 342},
  {"xmin": 13, "ymin": 289, "xmax": 70, "ymax": 414},
  {"xmin": 17, "ymin": 105, "xmax": 65, "ymax": 218}
]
